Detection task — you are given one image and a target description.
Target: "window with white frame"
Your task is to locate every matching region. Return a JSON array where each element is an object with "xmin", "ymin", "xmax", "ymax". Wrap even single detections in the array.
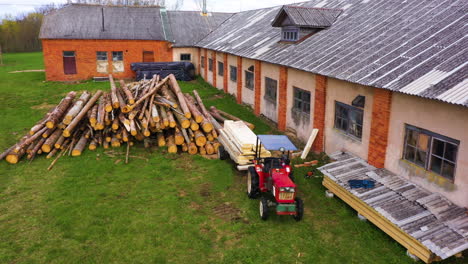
[
  {"xmin": 281, "ymin": 27, "xmax": 299, "ymax": 41},
  {"xmin": 403, "ymin": 125, "xmax": 458, "ymax": 181}
]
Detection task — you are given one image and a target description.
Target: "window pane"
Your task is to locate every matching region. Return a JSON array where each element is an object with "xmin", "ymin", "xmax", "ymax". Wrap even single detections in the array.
[
  {"xmin": 96, "ymin": 51, "xmax": 107, "ymax": 60},
  {"xmin": 303, "ymin": 102, "xmax": 310, "ymax": 114},
  {"xmin": 406, "ymin": 129, "xmax": 418, "ymax": 146},
  {"xmin": 417, "ymin": 133, "xmax": 429, "ymax": 151},
  {"xmin": 415, "ymin": 150, "xmax": 427, "ymax": 167},
  {"xmin": 430, "ymin": 156, "xmax": 443, "ymax": 175},
  {"xmin": 63, "ymin": 51, "xmax": 75, "ymax": 57},
  {"xmin": 112, "ymin": 51, "xmax": 123, "ymax": 61},
  {"xmin": 405, "ymin": 145, "xmax": 415, "ymax": 161},
  {"xmin": 431, "ymin": 138, "xmax": 444, "ymax": 156},
  {"xmin": 441, "ymin": 162, "xmax": 455, "ymax": 180},
  {"xmin": 444, "ymin": 143, "xmax": 457, "ymax": 162}
]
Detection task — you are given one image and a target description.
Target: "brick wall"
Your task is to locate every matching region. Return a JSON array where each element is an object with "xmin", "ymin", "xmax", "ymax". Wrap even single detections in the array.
[
  {"xmin": 223, "ymin": 53, "xmax": 228, "ymax": 93},
  {"xmin": 204, "ymin": 49, "xmax": 208, "ymax": 80},
  {"xmin": 368, "ymin": 88, "xmax": 392, "ymax": 168},
  {"xmin": 212, "ymin": 51, "xmax": 217, "ymax": 87},
  {"xmin": 313, "ymin": 74, "xmax": 327, "ymax": 152},
  {"xmin": 277, "ymin": 66, "xmax": 288, "ymax": 131},
  {"xmin": 254, "ymin": 60, "xmax": 262, "ymax": 115},
  {"xmin": 42, "ymin": 39, "xmax": 172, "ymax": 81},
  {"xmin": 236, "ymin": 57, "xmax": 243, "ymax": 104}
]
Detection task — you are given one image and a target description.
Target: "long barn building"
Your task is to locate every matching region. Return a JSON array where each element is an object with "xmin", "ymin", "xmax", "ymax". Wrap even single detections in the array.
[{"xmin": 40, "ymin": 0, "xmax": 467, "ymax": 213}]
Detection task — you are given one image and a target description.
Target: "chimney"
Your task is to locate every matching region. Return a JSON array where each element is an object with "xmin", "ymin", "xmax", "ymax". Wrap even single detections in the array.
[
  {"xmin": 202, "ymin": 0, "xmax": 208, "ymax": 16},
  {"xmin": 101, "ymin": 7, "xmax": 105, "ymax": 31}
]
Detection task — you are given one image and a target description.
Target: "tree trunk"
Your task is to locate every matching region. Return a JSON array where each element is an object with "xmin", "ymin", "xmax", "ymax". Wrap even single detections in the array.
[
  {"xmin": 42, "ymin": 129, "xmax": 62, "ymax": 153},
  {"xmin": 174, "ymin": 128, "xmax": 184, "ymax": 145},
  {"xmin": 168, "ymin": 74, "xmax": 191, "ymax": 118},
  {"xmin": 174, "ymin": 111, "xmax": 190, "ymax": 129},
  {"xmin": 63, "ymin": 90, "xmax": 103, "ymax": 137},
  {"xmin": 46, "ymin": 91, "xmax": 77, "ymax": 129},
  {"xmin": 188, "ymin": 142, "xmax": 198, "ymax": 155},
  {"xmin": 71, "ymin": 130, "xmax": 89, "ymax": 156},
  {"xmin": 63, "ymin": 91, "xmax": 91, "ymax": 125},
  {"xmin": 109, "ymin": 75, "xmax": 120, "ymax": 109},
  {"xmin": 89, "ymin": 104, "xmax": 98, "ymax": 128},
  {"xmin": 205, "ymin": 142, "xmax": 215, "ymax": 155},
  {"xmin": 166, "ymin": 134, "xmax": 177, "ymax": 153},
  {"xmin": 210, "ymin": 106, "xmax": 255, "ymax": 130},
  {"xmin": 157, "ymin": 132, "xmax": 166, "ymax": 147},
  {"xmin": 119, "ymin": 79, "xmax": 135, "ymax": 104},
  {"xmin": 194, "ymin": 130, "xmax": 207, "ymax": 147},
  {"xmin": 183, "ymin": 94, "xmax": 204, "ymax": 123}
]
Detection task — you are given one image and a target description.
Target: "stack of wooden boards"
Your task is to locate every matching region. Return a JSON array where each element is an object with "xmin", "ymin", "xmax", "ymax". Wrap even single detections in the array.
[
  {"xmin": 1, "ymin": 74, "xmax": 223, "ymax": 165},
  {"xmin": 218, "ymin": 120, "xmax": 271, "ymax": 165}
]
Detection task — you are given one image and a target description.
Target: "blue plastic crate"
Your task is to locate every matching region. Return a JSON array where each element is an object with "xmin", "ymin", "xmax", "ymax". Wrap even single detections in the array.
[{"xmin": 348, "ymin": 179, "xmax": 375, "ymax": 189}]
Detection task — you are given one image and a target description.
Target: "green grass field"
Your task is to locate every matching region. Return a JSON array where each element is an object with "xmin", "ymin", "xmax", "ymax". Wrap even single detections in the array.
[{"xmin": 0, "ymin": 53, "xmax": 463, "ymax": 264}]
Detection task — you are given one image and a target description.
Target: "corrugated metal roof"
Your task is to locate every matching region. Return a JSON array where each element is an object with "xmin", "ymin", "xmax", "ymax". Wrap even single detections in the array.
[
  {"xmin": 272, "ymin": 5, "xmax": 342, "ymax": 28},
  {"xmin": 196, "ymin": 0, "xmax": 468, "ymax": 107},
  {"xmin": 319, "ymin": 152, "xmax": 468, "ymax": 260},
  {"xmin": 39, "ymin": 4, "xmax": 233, "ymax": 47},
  {"xmin": 167, "ymin": 11, "xmax": 233, "ymax": 47},
  {"xmin": 40, "ymin": 4, "xmax": 166, "ymax": 41}
]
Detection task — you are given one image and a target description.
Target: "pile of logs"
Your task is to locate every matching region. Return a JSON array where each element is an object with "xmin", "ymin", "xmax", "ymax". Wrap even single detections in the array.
[{"xmin": 1, "ymin": 74, "xmax": 224, "ymax": 165}]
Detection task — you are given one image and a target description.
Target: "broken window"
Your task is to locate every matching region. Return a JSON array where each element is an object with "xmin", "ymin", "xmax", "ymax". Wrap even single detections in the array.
[
  {"xmin": 230, "ymin": 65, "xmax": 237, "ymax": 82},
  {"xmin": 264, "ymin": 77, "xmax": 277, "ymax": 103},
  {"xmin": 218, "ymin": 61, "xmax": 224, "ymax": 76},
  {"xmin": 403, "ymin": 125, "xmax": 458, "ymax": 181},
  {"xmin": 245, "ymin": 70, "xmax": 254, "ymax": 90},
  {"xmin": 180, "ymin": 53, "xmax": 191, "ymax": 61},
  {"xmin": 201, "ymin": 56, "xmax": 205, "ymax": 68},
  {"xmin": 112, "ymin": 51, "xmax": 124, "ymax": 73},
  {"xmin": 293, "ymin": 87, "xmax": 310, "ymax": 115},
  {"xmin": 334, "ymin": 102, "xmax": 363, "ymax": 139},
  {"xmin": 96, "ymin": 51, "xmax": 108, "ymax": 73},
  {"xmin": 208, "ymin": 58, "xmax": 213, "ymax": 71},
  {"xmin": 63, "ymin": 51, "xmax": 77, "ymax": 75}
]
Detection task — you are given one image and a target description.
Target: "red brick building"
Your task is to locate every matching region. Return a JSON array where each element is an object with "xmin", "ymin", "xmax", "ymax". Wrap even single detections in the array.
[{"xmin": 39, "ymin": 4, "xmax": 231, "ymax": 81}]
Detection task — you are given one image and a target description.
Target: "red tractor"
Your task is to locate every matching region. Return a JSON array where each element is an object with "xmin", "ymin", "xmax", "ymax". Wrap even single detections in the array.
[{"xmin": 247, "ymin": 135, "xmax": 303, "ymax": 221}]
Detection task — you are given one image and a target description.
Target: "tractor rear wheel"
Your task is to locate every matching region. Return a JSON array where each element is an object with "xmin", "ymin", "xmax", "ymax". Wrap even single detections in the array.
[
  {"xmin": 293, "ymin": 197, "xmax": 304, "ymax": 221},
  {"xmin": 259, "ymin": 197, "xmax": 269, "ymax": 220},
  {"xmin": 247, "ymin": 167, "xmax": 260, "ymax": 199},
  {"xmin": 218, "ymin": 146, "xmax": 228, "ymax": 160}
]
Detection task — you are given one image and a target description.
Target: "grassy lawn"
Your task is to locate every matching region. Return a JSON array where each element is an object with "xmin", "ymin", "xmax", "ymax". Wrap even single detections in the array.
[{"xmin": 0, "ymin": 52, "xmax": 463, "ymax": 264}]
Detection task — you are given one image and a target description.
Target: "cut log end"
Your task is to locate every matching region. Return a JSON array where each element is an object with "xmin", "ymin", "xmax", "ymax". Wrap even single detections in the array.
[
  {"xmin": 202, "ymin": 123, "xmax": 213, "ymax": 133},
  {"xmin": 5, "ymin": 154, "xmax": 19, "ymax": 164},
  {"xmin": 181, "ymin": 120, "xmax": 190, "ymax": 129},
  {"xmin": 45, "ymin": 121, "xmax": 55, "ymax": 129},
  {"xmin": 184, "ymin": 112, "xmax": 191, "ymax": 119},
  {"xmin": 71, "ymin": 150, "xmax": 81, "ymax": 156},
  {"xmin": 122, "ymin": 105, "xmax": 132, "ymax": 113},
  {"xmin": 168, "ymin": 145, "xmax": 178, "ymax": 153},
  {"xmin": 63, "ymin": 130, "xmax": 71, "ymax": 138},
  {"xmin": 105, "ymin": 105, "xmax": 113, "ymax": 112},
  {"xmin": 194, "ymin": 116, "xmax": 203, "ymax": 123},
  {"xmin": 41, "ymin": 144, "xmax": 52, "ymax": 153}
]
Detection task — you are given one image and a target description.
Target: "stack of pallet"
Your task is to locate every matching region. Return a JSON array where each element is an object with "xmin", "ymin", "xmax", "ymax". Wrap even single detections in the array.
[
  {"xmin": 218, "ymin": 120, "xmax": 270, "ymax": 165},
  {"xmin": 0, "ymin": 74, "xmax": 221, "ymax": 165}
]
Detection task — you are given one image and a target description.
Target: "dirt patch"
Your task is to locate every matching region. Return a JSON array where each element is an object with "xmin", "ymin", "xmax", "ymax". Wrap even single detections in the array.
[
  {"xmin": 31, "ymin": 103, "xmax": 55, "ymax": 110},
  {"xmin": 178, "ymin": 190, "xmax": 187, "ymax": 197},
  {"xmin": 9, "ymin": 69, "xmax": 44, "ymax": 73},
  {"xmin": 199, "ymin": 183, "xmax": 211, "ymax": 197},
  {"xmin": 189, "ymin": 201, "xmax": 201, "ymax": 210},
  {"xmin": 213, "ymin": 202, "xmax": 244, "ymax": 222}
]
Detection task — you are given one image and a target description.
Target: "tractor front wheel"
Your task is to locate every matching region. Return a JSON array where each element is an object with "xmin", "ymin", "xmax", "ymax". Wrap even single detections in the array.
[
  {"xmin": 259, "ymin": 197, "xmax": 269, "ymax": 220},
  {"xmin": 293, "ymin": 197, "xmax": 304, "ymax": 221},
  {"xmin": 247, "ymin": 167, "xmax": 260, "ymax": 199}
]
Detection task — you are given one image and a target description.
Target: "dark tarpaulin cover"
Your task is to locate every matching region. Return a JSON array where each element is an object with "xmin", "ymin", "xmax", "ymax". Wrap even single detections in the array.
[{"xmin": 131, "ymin": 61, "xmax": 196, "ymax": 81}]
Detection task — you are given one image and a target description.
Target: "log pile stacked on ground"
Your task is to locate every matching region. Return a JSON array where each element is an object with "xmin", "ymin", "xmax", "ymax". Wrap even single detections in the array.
[
  {"xmin": 217, "ymin": 120, "xmax": 271, "ymax": 165},
  {"xmin": 1, "ymin": 74, "xmax": 222, "ymax": 165}
]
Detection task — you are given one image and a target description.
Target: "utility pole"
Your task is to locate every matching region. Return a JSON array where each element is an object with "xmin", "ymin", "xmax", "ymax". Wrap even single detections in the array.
[{"xmin": 201, "ymin": 0, "xmax": 207, "ymax": 16}]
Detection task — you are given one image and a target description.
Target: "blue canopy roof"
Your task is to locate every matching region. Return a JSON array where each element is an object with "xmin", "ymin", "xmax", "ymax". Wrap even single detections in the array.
[{"xmin": 257, "ymin": 135, "xmax": 297, "ymax": 151}]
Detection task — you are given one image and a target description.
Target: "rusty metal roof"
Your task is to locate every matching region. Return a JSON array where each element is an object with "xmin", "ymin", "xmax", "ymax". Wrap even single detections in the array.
[{"xmin": 196, "ymin": 0, "xmax": 468, "ymax": 107}]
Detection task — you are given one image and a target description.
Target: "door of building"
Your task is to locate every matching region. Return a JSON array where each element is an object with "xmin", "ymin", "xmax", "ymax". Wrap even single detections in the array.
[
  {"xmin": 63, "ymin": 51, "xmax": 77, "ymax": 75},
  {"xmin": 143, "ymin": 51, "xmax": 154, "ymax": 62}
]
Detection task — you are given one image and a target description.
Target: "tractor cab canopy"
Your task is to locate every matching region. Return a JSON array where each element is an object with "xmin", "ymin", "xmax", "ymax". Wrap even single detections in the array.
[{"xmin": 256, "ymin": 135, "xmax": 297, "ymax": 152}]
